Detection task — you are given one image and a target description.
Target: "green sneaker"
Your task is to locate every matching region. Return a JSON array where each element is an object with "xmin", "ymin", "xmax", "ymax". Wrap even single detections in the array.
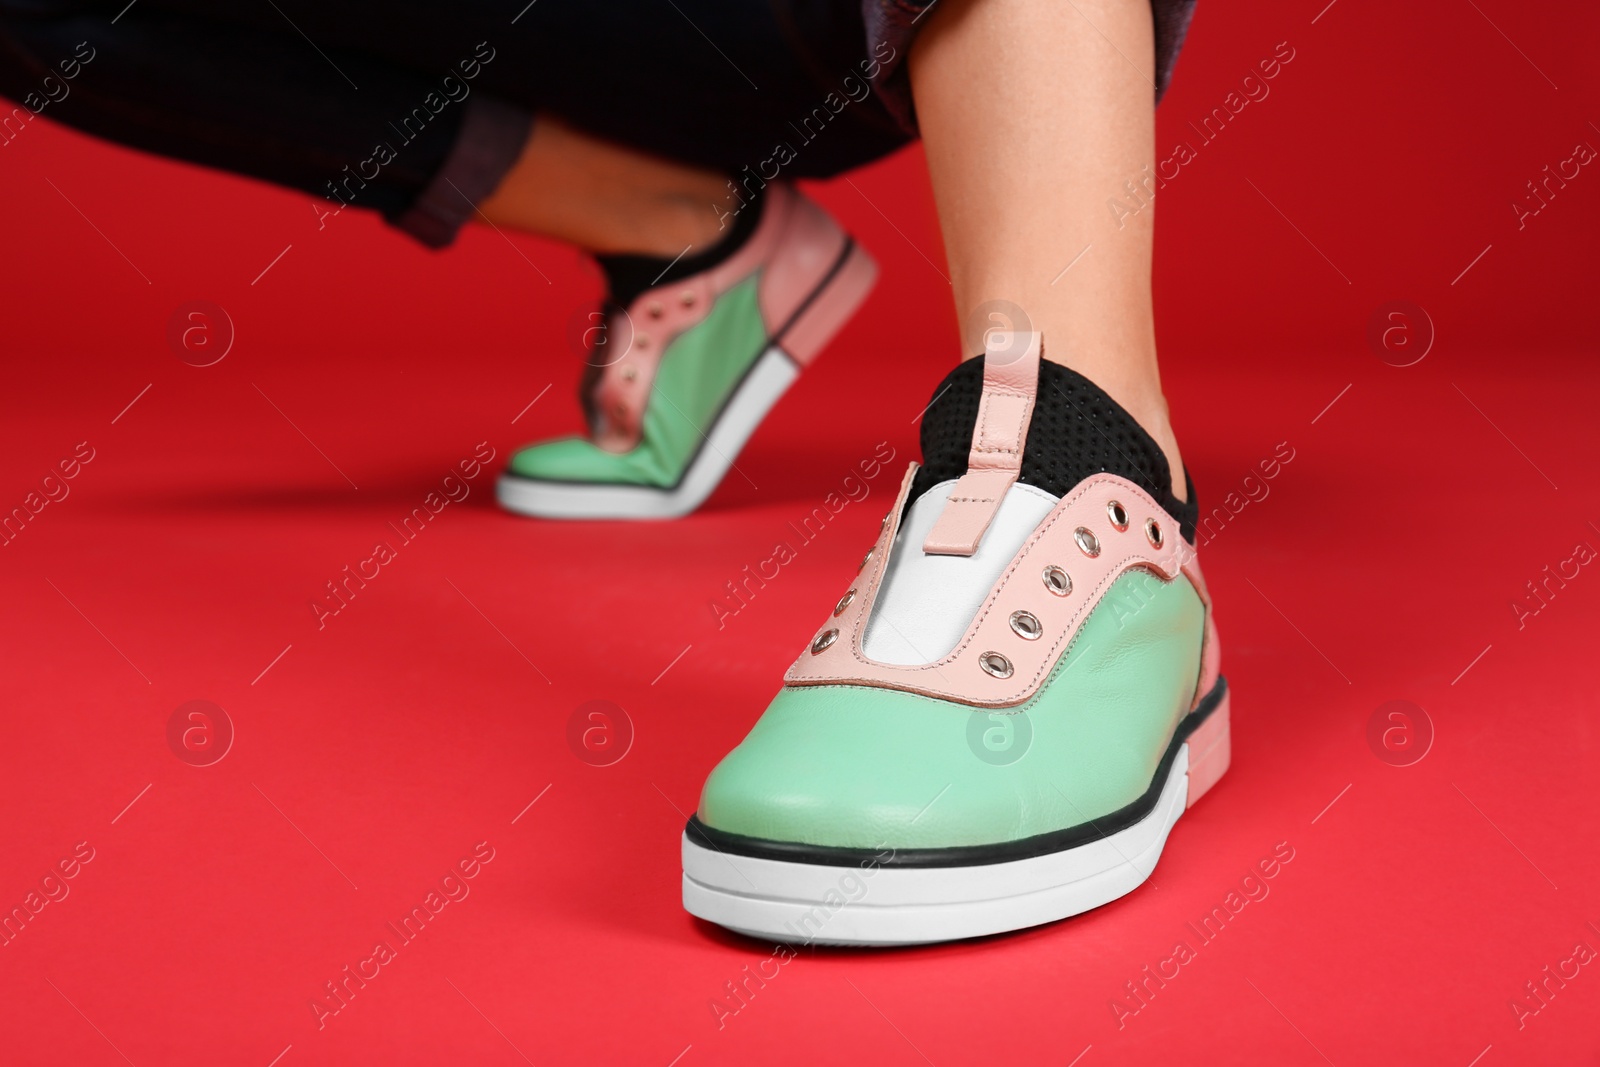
[
  {"xmin": 497, "ymin": 183, "xmax": 876, "ymax": 519},
  {"xmin": 682, "ymin": 332, "xmax": 1228, "ymax": 944}
]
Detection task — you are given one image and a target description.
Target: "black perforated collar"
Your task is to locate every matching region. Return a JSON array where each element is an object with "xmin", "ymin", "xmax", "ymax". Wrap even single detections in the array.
[{"xmin": 908, "ymin": 356, "xmax": 1198, "ymax": 542}]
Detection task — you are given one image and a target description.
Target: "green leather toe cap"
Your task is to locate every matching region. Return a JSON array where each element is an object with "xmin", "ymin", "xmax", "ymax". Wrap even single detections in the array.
[
  {"xmin": 696, "ymin": 568, "xmax": 1206, "ymax": 851},
  {"xmin": 506, "ymin": 436, "xmax": 672, "ymax": 488}
]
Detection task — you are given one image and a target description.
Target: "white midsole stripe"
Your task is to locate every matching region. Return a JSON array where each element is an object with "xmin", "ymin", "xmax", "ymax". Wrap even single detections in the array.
[{"xmin": 682, "ymin": 746, "xmax": 1187, "ymax": 946}]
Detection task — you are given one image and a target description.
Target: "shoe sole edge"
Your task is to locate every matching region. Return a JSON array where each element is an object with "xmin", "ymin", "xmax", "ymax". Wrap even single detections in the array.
[{"xmin": 682, "ymin": 742, "xmax": 1197, "ymax": 946}]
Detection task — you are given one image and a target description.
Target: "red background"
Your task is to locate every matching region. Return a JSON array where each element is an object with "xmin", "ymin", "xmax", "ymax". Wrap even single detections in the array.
[{"xmin": 2, "ymin": 1, "xmax": 1598, "ymax": 1064}]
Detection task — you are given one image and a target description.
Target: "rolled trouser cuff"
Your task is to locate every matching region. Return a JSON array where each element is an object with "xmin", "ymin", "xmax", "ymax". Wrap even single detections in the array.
[{"xmin": 392, "ymin": 94, "xmax": 532, "ymax": 249}]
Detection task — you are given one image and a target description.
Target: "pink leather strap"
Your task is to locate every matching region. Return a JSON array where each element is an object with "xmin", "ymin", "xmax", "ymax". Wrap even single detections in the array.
[
  {"xmin": 923, "ymin": 330, "xmax": 1041, "ymax": 556},
  {"xmin": 787, "ymin": 472, "xmax": 1196, "ymax": 707}
]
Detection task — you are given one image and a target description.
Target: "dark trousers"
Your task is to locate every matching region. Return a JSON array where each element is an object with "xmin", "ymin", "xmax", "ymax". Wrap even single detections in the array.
[{"xmin": 0, "ymin": 0, "xmax": 912, "ymax": 245}]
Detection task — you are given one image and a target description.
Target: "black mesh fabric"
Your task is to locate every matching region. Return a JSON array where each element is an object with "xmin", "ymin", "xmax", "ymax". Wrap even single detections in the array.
[{"xmin": 909, "ymin": 357, "xmax": 1199, "ymax": 541}]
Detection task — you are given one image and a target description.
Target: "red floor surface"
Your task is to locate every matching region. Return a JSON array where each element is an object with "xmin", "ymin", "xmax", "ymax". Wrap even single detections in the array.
[{"xmin": 3, "ymin": 3, "xmax": 1598, "ymax": 1064}]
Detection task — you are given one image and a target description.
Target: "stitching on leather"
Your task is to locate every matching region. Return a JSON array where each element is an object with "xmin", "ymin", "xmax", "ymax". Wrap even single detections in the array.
[
  {"xmin": 953, "ymin": 475, "xmax": 1160, "ymax": 655},
  {"xmin": 972, "ymin": 395, "xmax": 1015, "ymax": 457},
  {"xmin": 791, "ymin": 476, "xmax": 1189, "ymax": 707},
  {"xmin": 970, "ymin": 392, "xmax": 1030, "ymax": 458},
  {"xmin": 793, "ymin": 553, "xmax": 1172, "ymax": 706},
  {"xmin": 839, "ymin": 464, "xmax": 989, "ymax": 696},
  {"xmin": 792, "ymin": 474, "xmax": 1183, "ymax": 704},
  {"xmin": 807, "ymin": 473, "xmax": 1129, "ymax": 686}
]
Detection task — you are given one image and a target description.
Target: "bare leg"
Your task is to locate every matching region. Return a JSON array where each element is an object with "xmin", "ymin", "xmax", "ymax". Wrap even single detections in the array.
[
  {"xmin": 478, "ymin": 115, "xmax": 730, "ymax": 256},
  {"xmin": 910, "ymin": 0, "xmax": 1185, "ymax": 499}
]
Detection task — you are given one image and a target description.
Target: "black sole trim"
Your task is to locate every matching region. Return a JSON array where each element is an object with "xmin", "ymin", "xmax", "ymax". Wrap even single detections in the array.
[
  {"xmin": 685, "ymin": 675, "xmax": 1227, "ymax": 869},
  {"xmin": 501, "ymin": 238, "xmax": 858, "ymax": 498}
]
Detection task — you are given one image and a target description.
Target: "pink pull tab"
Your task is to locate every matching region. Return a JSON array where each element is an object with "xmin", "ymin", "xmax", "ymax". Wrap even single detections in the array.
[{"xmin": 923, "ymin": 330, "xmax": 1041, "ymax": 556}]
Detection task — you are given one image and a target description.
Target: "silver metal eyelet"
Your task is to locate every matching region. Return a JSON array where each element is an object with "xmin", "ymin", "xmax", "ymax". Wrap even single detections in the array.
[
  {"xmin": 635, "ymin": 334, "xmax": 650, "ymax": 349},
  {"xmin": 1074, "ymin": 527, "xmax": 1101, "ymax": 558},
  {"xmin": 1145, "ymin": 518, "xmax": 1164, "ymax": 549},
  {"xmin": 620, "ymin": 365, "xmax": 637, "ymax": 382},
  {"xmin": 859, "ymin": 548, "xmax": 873, "ymax": 572},
  {"xmin": 1009, "ymin": 610, "xmax": 1043, "ymax": 640},
  {"xmin": 1042, "ymin": 565, "xmax": 1072, "ymax": 596},
  {"xmin": 834, "ymin": 589, "xmax": 855, "ymax": 617},
  {"xmin": 1107, "ymin": 500, "xmax": 1129, "ymax": 531},
  {"xmin": 979, "ymin": 651, "xmax": 1014, "ymax": 679},
  {"xmin": 647, "ymin": 301, "xmax": 664, "ymax": 319},
  {"xmin": 811, "ymin": 629, "xmax": 838, "ymax": 655},
  {"xmin": 680, "ymin": 290, "xmax": 696, "ymax": 307}
]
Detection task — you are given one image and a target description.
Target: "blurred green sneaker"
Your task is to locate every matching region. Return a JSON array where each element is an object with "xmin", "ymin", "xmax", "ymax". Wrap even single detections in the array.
[{"xmin": 497, "ymin": 183, "xmax": 876, "ymax": 519}]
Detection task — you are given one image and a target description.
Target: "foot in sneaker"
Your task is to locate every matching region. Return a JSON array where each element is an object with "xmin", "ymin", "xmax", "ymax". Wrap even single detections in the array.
[
  {"xmin": 497, "ymin": 182, "xmax": 877, "ymax": 520},
  {"xmin": 681, "ymin": 331, "xmax": 1228, "ymax": 945}
]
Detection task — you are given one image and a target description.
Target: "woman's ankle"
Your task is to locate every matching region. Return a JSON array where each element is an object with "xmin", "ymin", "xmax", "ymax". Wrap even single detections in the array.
[
  {"xmin": 1138, "ymin": 396, "xmax": 1187, "ymax": 504},
  {"xmin": 1041, "ymin": 348, "xmax": 1186, "ymax": 504},
  {"xmin": 477, "ymin": 115, "xmax": 728, "ymax": 255}
]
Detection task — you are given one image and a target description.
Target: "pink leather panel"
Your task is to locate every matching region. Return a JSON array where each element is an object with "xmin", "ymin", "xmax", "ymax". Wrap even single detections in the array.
[
  {"xmin": 592, "ymin": 274, "xmax": 716, "ymax": 453},
  {"xmin": 786, "ymin": 472, "xmax": 1199, "ymax": 708},
  {"xmin": 920, "ymin": 469, "xmax": 1018, "ymax": 556},
  {"xmin": 706, "ymin": 183, "xmax": 794, "ymax": 292},
  {"xmin": 1181, "ymin": 557, "xmax": 1222, "ymax": 712},
  {"xmin": 923, "ymin": 331, "xmax": 1041, "ymax": 556},
  {"xmin": 777, "ymin": 240, "xmax": 877, "ymax": 365},
  {"xmin": 754, "ymin": 195, "xmax": 850, "ymax": 356},
  {"xmin": 593, "ymin": 182, "xmax": 855, "ymax": 451},
  {"xmin": 1184, "ymin": 688, "xmax": 1231, "ymax": 808}
]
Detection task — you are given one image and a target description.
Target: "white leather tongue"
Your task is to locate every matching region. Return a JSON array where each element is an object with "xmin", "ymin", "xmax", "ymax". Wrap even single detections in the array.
[{"xmin": 861, "ymin": 478, "xmax": 1060, "ymax": 666}]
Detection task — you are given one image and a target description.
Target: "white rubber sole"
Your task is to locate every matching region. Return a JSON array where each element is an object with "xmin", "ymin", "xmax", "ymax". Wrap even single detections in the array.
[
  {"xmin": 496, "ymin": 347, "xmax": 798, "ymax": 520},
  {"xmin": 682, "ymin": 746, "xmax": 1191, "ymax": 946}
]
